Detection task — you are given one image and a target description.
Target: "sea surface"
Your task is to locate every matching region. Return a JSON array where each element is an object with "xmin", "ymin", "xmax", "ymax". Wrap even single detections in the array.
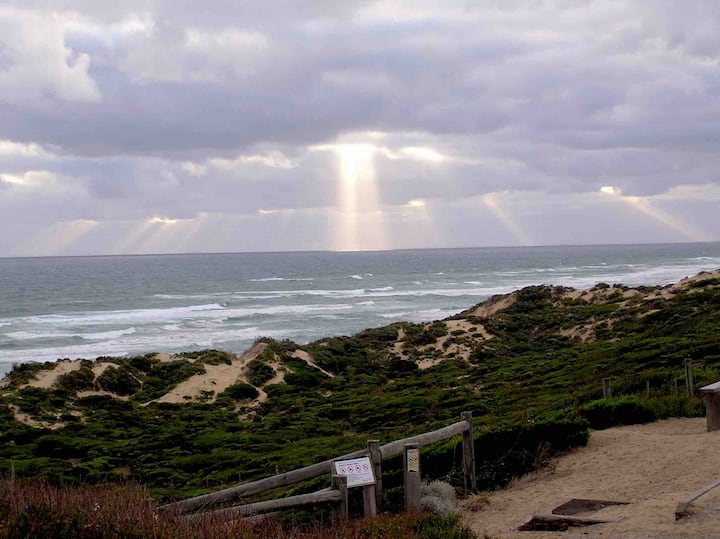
[{"xmin": 1, "ymin": 243, "xmax": 719, "ymax": 377}]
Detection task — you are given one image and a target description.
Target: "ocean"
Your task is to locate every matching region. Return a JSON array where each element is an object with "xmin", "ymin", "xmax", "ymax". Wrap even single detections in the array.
[{"xmin": 1, "ymin": 242, "xmax": 719, "ymax": 377}]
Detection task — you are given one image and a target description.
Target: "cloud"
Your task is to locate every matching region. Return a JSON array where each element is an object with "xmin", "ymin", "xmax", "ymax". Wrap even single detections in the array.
[
  {"xmin": 0, "ymin": 7, "xmax": 100, "ymax": 104},
  {"xmin": 0, "ymin": 1, "xmax": 718, "ymax": 254}
]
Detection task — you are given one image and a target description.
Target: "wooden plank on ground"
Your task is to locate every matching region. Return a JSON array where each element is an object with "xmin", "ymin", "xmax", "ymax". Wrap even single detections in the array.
[
  {"xmin": 552, "ymin": 498, "xmax": 628, "ymax": 515},
  {"xmin": 675, "ymin": 477, "xmax": 720, "ymax": 520},
  {"xmin": 518, "ymin": 513, "xmax": 615, "ymax": 531}
]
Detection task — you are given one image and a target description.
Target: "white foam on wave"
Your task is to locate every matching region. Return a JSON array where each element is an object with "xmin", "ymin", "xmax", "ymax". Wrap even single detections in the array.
[
  {"xmin": 6, "ymin": 330, "xmax": 71, "ymax": 341},
  {"xmin": 81, "ymin": 327, "xmax": 137, "ymax": 340},
  {"xmin": 153, "ymin": 293, "xmax": 228, "ymax": 299},
  {"xmin": 249, "ymin": 277, "xmax": 314, "ymax": 282},
  {"xmin": 369, "ymin": 286, "xmax": 394, "ymax": 292},
  {"xmin": 0, "ymin": 325, "xmax": 302, "ymax": 364},
  {"xmin": 6, "ymin": 327, "xmax": 138, "ymax": 341},
  {"xmin": 232, "ymin": 286, "xmax": 510, "ymax": 301},
  {"xmin": 549, "ymin": 261, "xmax": 720, "ymax": 290},
  {"xmin": 23, "ymin": 303, "xmax": 227, "ymax": 327}
]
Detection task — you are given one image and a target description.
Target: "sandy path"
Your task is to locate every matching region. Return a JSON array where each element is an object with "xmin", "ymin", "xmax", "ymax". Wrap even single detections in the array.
[{"xmin": 462, "ymin": 418, "xmax": 720, "ymax": 538}]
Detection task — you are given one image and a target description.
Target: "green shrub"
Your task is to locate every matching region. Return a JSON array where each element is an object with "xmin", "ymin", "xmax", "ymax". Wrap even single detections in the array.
[
  {"xmin": 579, "ymin": 397, "xmax": 657, "ymax": 429},
  {"xmin": 56, "ymin": 366, "xmax": 95, "ymax": 394},
  {"xmin": 412, "ymin": 514, "xmax": 475, "ymax": 539},
  {"xmin": 96, "ymin": 365, "xmax": 141, "ymax": 395},
  {"xmin": 404, "ymin": 322, "xmax": 447, "ymax": 347},
  {"xmin": 219, "ymin": 383, "xmax": 259, "ymax": 401},
  {"xmin": 246, "ymin": 359, "xmax": 275, "ymax": 386},
  {"xmin": 184, "ymin": 350, "xmax": 233, "ymax": 365}
]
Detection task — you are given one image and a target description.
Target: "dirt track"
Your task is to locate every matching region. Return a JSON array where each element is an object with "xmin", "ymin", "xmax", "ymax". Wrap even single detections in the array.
[{"xmin": 461, "ymin": 418, "xmax": 720, "ymax": 538}]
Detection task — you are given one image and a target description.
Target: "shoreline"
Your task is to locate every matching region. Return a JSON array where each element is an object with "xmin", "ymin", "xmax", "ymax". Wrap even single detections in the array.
[{"xmin": 3, "ymin": 268, "xmax": 719, "ymax": 388}]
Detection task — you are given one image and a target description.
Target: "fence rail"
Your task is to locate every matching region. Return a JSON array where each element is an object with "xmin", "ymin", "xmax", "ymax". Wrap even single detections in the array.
[{"xmin": 163, "ymin": 412, "xmax": 475, "ymax": 518}]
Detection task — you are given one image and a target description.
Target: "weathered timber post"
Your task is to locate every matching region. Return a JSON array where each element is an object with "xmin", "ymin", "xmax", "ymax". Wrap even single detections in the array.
[
  {"xmin": 602, "ymin": 377, "xmax": 612, "ymax": 399},
  {"xmin": 331, "ymin": 474, "xmax": 348, "ymax": 521},
  {"xmin": 461, "ymin": 411, "xmax": 476, "ymax": 495},
  {"xmin": 685, "ymin": 358, "xmax": 694, "ymax": 396},
  {"xmin": 403, "ymin": 443, "xmax": 421, "ymax": 511},
  {"xmin": 699, "ymin": 382, "xmax": 720, "ymax": 432},
  {"xmin": 646, "ymin": 380, "xmax": 650, "ymax": 398},
  {"xmin": 368, "ymin": 439, "xmax": 382, "ymax": 511},
  {"xmin": 362, "ymin": 484, "xmax": 377, "ymax": 517}
]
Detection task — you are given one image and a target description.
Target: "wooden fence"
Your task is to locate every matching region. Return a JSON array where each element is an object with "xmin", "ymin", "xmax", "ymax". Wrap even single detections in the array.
[{"xmin": 162, "ymin": 411, "xmax": 475, "ymax": 520}]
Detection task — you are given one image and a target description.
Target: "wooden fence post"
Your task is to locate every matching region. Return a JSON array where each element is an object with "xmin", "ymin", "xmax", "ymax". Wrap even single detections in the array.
[
  {"xmin": 368, "ymin": 439, "xmax": 382, "ymax": 511},
  {"xmin": 460, "ymin": 411, "xmax": 476, "ymax": 495},
  {"xmin": 331, "ymin": 474, "xmax": 348, "ymax": 521},
  {"xmin": 685, "ymin": 358, "xmax": 694, "ymax": 396},
  {"xmin": 602, "ymin": 377, "xmax": 612, "ymax": 399},
  {"xmin": 403, "ymin": 443, "xmax": 421, "ymax": 511},
  {"xmin": 362, "ymin": 485, "xmax": 377, "ymax": 517}
]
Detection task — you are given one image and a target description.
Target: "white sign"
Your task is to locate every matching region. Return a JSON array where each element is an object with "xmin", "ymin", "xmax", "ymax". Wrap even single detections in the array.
[
  {"xmin": 334, "ymin": 457, "xmax": 376, "ymax": 488},
  {"xmin": 406, "ymin": 448, "xmax": 420, "ymax": 472}
]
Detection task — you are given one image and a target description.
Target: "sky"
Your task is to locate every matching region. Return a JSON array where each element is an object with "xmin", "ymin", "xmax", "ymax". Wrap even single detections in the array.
[{"xmin": 0, "ymin": 0, "xmax": 719, "ymax": 256}]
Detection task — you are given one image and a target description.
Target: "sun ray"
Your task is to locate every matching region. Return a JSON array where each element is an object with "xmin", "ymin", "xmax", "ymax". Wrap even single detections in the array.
[
  {"xmin": 599, "ymin": 186, "xmax": 711, "ymax": 242},
  {"xmin": 481, "ymin": 193, "xmax": 533, "ymax": 246},
  {"xmin": 313, "ymin": 143, "xmax": 387, "ymax": 251},
  {"xmin": 16, "ymin": 219, "xmax": 99, "ymax": 256}
]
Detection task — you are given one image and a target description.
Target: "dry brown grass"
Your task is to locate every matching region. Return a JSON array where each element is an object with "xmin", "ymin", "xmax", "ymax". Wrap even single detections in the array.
[{"xmin": 0, "ymin": 478, "xmax": 472, "ymax": 538}]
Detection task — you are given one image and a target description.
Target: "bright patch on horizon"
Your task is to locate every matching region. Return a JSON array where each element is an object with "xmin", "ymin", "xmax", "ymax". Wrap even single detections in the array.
[
  {"xmin": 406, "ymin": 199, "xmax": 426, "ymax": 208},
  {"xmin": 0, "ymin": 173, "xmax": 24, "ymax": 185},
  {"xmin": 600, "ymin": 185, "xmax": 619, "ymax": 196},
  {"xmin": 150, "ymin": 216, "xmax": 179, "ymax": 224},
  {"xmin": 399, "ymin": 146, "xmax": 446, "ymax": 162}
]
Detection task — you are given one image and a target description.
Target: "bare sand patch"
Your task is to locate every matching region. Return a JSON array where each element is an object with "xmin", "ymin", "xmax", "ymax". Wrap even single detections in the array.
[
  {"xmin": 91, "ymin": 362, "xmax": 114, "ymax": 379},
  {"xmin": 462, "ymin": 418, "xmax": 720, "ymax": 538},
  {"xmin": 292, "ymin": 349, "xmax": 334, "ymax": 378},
  {"xmin": 22, "ymin": 359, "xmax": 82, "ymax": 389},
  {"xmin": 254, "ymin": 357, "xmax": 288, "ymax": 404},
  {"xmin": 670, "ymin": 269, "xmax": 720, "ymax": 293},
  {"xmin": 9, "ymin": 404, "xmax": 63, "ymax": 430},
  {"xmin": 153, "ymin": 342, "xmax": 267, "ymax": 404},
  {"xmin": 471, "ymin": 295, "xmax": 517, "ymax": 318}
]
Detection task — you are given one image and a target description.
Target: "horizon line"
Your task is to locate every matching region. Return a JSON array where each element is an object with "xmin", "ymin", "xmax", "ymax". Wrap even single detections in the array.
[{"xmin": 1, "ymin": 239, "xmax": 719, "ymax": 261}]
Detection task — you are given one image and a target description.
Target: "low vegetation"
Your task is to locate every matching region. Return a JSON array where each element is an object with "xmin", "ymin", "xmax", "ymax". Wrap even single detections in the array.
[
  {"xmin": 0, "ymin": 478, "xmax": 473, "ymax": 539},
  {"xmin": 0, "ymin": 271, "xmax": 718, "ymax": 529}
]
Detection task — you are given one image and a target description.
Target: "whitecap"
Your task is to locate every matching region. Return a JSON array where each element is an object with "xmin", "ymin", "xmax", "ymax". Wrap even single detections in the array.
[{"xmin": 80, "ymin": 327, "xmax": 137, "ymax": 340}]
